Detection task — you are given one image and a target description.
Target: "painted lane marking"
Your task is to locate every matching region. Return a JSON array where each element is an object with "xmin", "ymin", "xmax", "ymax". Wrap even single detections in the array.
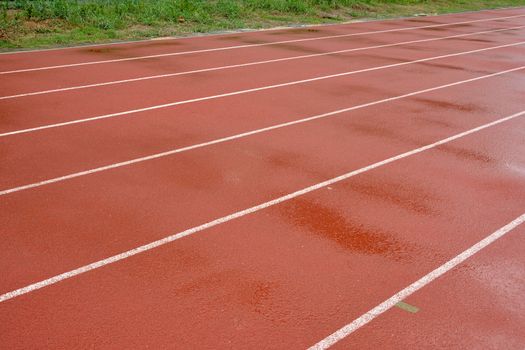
[
  {"xmin": 2, "ymin": 25, "xmax": 523, "ymax": 100},
  {"xmin": 1, "ymin": 109, "xmax": 523, "ymax": 303},
  {"xmin": 1, "ymin": 65, "xmax": 523, "ymax": 197},
  {"xmin": 308, "ymin": 213, "xmax": 525, "ymax": 349},
  {"xmin": 1, "ymin": 13, "xmax": 524, "ymax": 75},
  {"xmin": 2, "ymin": 40, "xmax": 524, "ymax": 139}
]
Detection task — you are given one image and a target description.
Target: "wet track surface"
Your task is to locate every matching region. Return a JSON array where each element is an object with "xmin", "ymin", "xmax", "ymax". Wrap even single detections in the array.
[{"xmin": 1, "ymin": 7, "xmax": 524, "ymax": 349}]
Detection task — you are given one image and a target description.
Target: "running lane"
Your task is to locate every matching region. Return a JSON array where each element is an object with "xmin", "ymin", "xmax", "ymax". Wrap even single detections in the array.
[
  {"xmin": 1, "ymin": 13, "xmax": 524, "ymax": 97},
  {"xmin": 0, "ymin": 103, "xmax": 524, "ymax": 348},
  {"xmin": 0, "ymin": 40, "xmax": 523, "ymax": 192},
  {"xmin": 327, "ymin": 224, "xmax": 525, "ymax": 349},
  {"xmin": 0, "ymin": 60, "xmax": 523, "ymax": 299},
  {"xmin": 1, "ymin": 24, "xmax": 524, "ymax": 134}
]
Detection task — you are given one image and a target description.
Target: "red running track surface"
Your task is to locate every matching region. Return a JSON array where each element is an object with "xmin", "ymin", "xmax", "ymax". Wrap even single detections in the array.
[{"xmin": 1, "ymin": 7, "xmax": 524, "ymax": 349}]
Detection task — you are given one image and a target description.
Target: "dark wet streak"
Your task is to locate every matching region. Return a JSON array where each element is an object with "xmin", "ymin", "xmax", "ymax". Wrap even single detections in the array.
[
  {"xmin": 437, "ymin": 144, "xmax": 494, "ymax": 163},
  {"xmin": 280, "ymin": 198, "xmax": 410, "ymax": 261},
  {"xmin": 272, "ymin": 43, "xmax": 327, "ymax": 54},
  {"xmin": 454, "ymin": 37, "xmax": 494, "ymax": 43},
  {"xmin": 418, "ymin": 61, "xmax": 488, "ymax": 75},
  {"xmin": 265, "ymin": 151, "xmax": 327, "ymax": 180},
  {"xmin": 414, "ymin": 116, "xmax": 455, "ymax": 129},
  {"xmin": 423, "ymin": 23, "xmax": 471, "ymax": 31},
  {"xmin": 172, "ymin": 269, "xmax": 281, "ymax": 318},
  {"xmin": 413, "ymin": 97, "xmax": 480, "ymax": 112},
  {"xmin": 421, "ymin": 61, "xmax": 464, "ymax": 71},
  {"xmin": 345, "ymin": 121, "xmax": 423, "ymax": 147},
  {"xmin": 79, "ymin": 40, "xmax": 183, "ymax": 59},
  {"xmin": 345, "ymin": 179, "xmax": 436, "ymax": 215},
  {"xmin": 240, "ymin": 38, "xmax": 268, "ymax": 45}
]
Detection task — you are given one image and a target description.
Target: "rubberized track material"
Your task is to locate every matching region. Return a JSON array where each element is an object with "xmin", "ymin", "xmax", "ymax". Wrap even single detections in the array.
[{"xmin": 1, "ymin": 7, "xmax": 524, "ymax": 349}]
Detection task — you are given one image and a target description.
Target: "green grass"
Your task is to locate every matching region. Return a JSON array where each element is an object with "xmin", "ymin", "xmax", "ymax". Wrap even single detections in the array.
[{"xmin": 1, "ymin": 0, "xmax": 524, "ymax": 50}]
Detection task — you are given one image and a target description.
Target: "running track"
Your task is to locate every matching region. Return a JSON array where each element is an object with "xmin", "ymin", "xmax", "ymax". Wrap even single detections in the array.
[{"xmin": 1, "ymin": 7, "xmax": 524, "ymax": 349}]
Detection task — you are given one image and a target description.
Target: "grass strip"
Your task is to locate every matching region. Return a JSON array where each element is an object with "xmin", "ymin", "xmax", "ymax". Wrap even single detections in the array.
[{"xmin": 1, "ymin": 0, "xmax": 524, "ymax": 50}]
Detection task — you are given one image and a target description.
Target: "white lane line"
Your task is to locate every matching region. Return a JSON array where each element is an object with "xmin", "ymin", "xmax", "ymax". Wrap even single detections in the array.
[
  {"xmin": 2, "ymin": 41, "xmax": 524, "ymax": 139},
  {"xmin": 0, "ymin": 7, "xmax": 518, "ymax": 56},
  {"xmin": 1, "ymin": 109, "xmax": 523, "ymax": 303},
  {"xmin": 2, "ymin": 25, "xmax": 523, "ymax": 100},
  {"xmin": 1, "ymin": 64, "xmax": 523, "ymax": 197},
  {"xmin": 308, "ymin": 213, "xmax": 525, "ymax": 350},
  {"xmin": 1, "ymin": 13, "xmax": 524, "ymax": 75}
]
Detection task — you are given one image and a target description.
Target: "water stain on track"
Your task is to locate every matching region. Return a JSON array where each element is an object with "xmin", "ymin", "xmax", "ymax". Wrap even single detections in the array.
[
  {"xmin": 162, "ymin": 153, "xmax": 224, "ymax": 190},
  {"xmin": 436, "ymin": 144, "xmax": 495, "ymax": 164},
  {"xmin": 344, "ymin": 177, "xmax": 436, "ymax": 216},
  {"xmin": 279, "ymin": 198, "xmax": 409, "ymax": 261},
  {"xmin": 423, "ymin": 23, "xmax": 472, "ymax": 31},
  {"xmin": 342, "ymin": 54, "xmax": 411, "ymax": 67},
  {"xmin": 418, "ymin": 61, "xmax": 463, "ymax": 71},
  {"xmin": 78, "ymin": 40, "xmax": 183, "ymax": 58},
  {"xmin": 240, "ymin": 38, "xmax": 269, "ymax": 45},
  {"xmin": 157, "ymin": 246, "xmax": 278, "ymax": 315},
  {"xmin": 132, "ymin": 246, "xmax": 209, "ymax": 284},
  {"xmin": 78, "ymin": 46, "xmax": 146, "ymax": 59},
  {"xmin": 265, "ymin": 150, "xmax": 328, "ymax": 180},
  {"xmin": 454, "ymin": 37, "xmax": 494, "ymax": 43},
  {"xmin": 339, "ymin": 36, "xmax": 387, "ymax": 46},
  {"xmin": 418, "ymin": 61, "xmax": 492, "ymax": 75},
  {"xmin": 240, "ymin": 281, "xmax": 276, "ymax": 314},
  {"xmin": 414, "ymin": 116, "xmax": 456, "ymax": 129},
  {"xmin": 78, "ymin": 46, "xmax": 137, "ymax": 59},
  {"xmin": 272, "ymin": 43, "xmax": 328, "ymax": 54},
  {"xmin": 172, "ymin": 269, "xmax": 281, "ymax": 319},
  {"xmin": 413, "ymin": 97, "xmax": 480, "ymax": 112},
  {"xmin": 398, "ymin": 44, "xmax": 439, "ymax": 52},
  {"xmin": 344, "ymin": 121, "xmax": 422, "ymax": 147},
  {"xmin": 317, "ymin": 80, "xmax": 388, "ymax": 99}
]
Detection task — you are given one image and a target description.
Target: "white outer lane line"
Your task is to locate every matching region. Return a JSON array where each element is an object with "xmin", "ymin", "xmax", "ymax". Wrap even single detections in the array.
[
  {"xmin": 2, "ymin": 25, "xmax": 523, "ymax": 100},
  {"xmin": 1, "ymin": 109, "xmax": 523, "ymax": 303},
  {"xmin": 308, "ymin": 213, "xmax": 525, "ymax": 350},
  {"xmin": 2, "ymin": 40, "xmax": 524, "ymax": 139},
  {"xmin": 1, "ymin": 13, "xmax": 524, "ymax": 75},
  {"xmin": 0, "ymin": 6, "xmax": 520, "ymax": 56},
  {"xmin": 1, "ymin": 64, "xmax": 523, "ymax": 197}
]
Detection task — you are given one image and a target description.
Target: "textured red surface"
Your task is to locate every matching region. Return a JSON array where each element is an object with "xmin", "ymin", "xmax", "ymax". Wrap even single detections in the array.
[
  {"xmin": 333, "ymin": 224, "xmax": 525, "ymax": 349},
  {"xmin": 0, "ymin": 7, "xmax": 524, "ymax": 349}
]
